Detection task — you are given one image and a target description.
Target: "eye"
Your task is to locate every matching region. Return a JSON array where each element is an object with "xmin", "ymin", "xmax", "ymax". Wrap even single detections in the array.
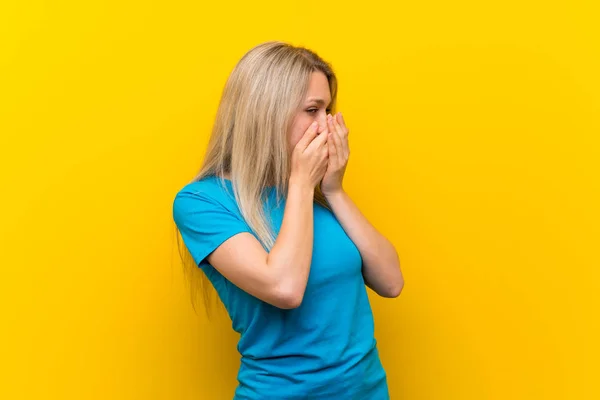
[{"xmin": 307, "ymin": 108, "xmax": 332, "ymax": 114}]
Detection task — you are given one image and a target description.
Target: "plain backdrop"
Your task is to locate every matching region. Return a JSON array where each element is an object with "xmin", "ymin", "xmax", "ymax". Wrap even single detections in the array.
[{"xmin": 1, "ymin": 1, "xmax": 599, "ymax": 399}]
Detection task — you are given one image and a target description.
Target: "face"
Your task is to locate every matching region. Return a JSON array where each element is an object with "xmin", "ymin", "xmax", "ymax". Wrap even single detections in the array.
[{"xmin": 288, "ymin": 71, "xmax": 332, "ymax": 150}]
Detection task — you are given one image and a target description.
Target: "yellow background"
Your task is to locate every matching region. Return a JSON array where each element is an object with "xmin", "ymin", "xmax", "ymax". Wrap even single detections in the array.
[{"xmin": 1, "ymin": 1, "xmax": 599, "ymax": 398}]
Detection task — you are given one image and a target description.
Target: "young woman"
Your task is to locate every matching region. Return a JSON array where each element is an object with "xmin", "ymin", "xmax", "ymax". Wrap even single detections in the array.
[{"xmin": 173, "ymin": 41, "xmax": 404, "ymax": 399}]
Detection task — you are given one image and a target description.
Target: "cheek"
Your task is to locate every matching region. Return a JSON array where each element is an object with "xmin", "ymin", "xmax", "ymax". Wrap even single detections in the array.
[
  {"xmin": 289, "ymin": 127, "xmax": 303, "ymax": 148},
  {"xmin": 289, "ymin": 117, "xmax": 315, "ymax": 147}
]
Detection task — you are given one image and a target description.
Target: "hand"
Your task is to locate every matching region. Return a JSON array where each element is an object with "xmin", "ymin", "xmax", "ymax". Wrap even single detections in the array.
[
  {"xmin": 320, "ymin": 112, "xmax": 349, "ymax": 197},
  {"xmin": 290, "ymin": 121, "xmax": 330, "ymax": 189}
]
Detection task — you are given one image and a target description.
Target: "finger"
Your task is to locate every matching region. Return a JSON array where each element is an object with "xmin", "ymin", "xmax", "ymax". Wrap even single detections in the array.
[
  {"xmin": 343, "ymin": 133, "xmax": 349, "ymax": 160},
  {"xmin": 335, "ymin": 112, "xmax": 348, "ymax": 134},
  {"xmin": 331, "ymin": 123, "xmax": 344, "ymax": 166},
  {"xmin": 326, "ymin": 115, "xmax": 336, "ymax": 149},
  {"xmin": 333, "ymin": 113, "xmax": 350, "ymax": 160},
  {"xmin": 327, "ymin": 128, "xmax": 338, "ymax": 162},
  {"xmin": 296, "ymin": 121, "xmax": 319, "ymax": 150},
  {"xmin": 327, "ymin": 115, "xmax": 340, "ymax": 162},
  {"xmin": 327, "ymin": 113, "xmax": 337, "ymax": 139},
  {"xmin": 332, "ymin": 113, "xmax": 347, "ymax": 138},
  {"xmin": 306, "ymin": 122, "xmax": 329, "ymax": 152}
]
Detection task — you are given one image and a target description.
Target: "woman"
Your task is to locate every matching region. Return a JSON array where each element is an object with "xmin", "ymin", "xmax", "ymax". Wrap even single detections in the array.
[{"xmin": 173, "ymin": 41, "xmax": 404, "ymax": 399}]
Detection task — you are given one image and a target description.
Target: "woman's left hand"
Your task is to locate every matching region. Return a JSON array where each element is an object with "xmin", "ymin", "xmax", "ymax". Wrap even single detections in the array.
[{"xmin": 320, "ymin": 112, "xmax": 350, "ymax": 198}]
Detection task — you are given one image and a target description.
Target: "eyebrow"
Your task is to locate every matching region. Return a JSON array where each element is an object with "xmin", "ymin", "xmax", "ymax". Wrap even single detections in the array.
[{"xmin": 306, "ymin": 97, "xmax": 332, "ymax": 106}]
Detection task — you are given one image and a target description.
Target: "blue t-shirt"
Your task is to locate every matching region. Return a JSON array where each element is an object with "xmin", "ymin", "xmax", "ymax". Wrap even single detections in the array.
[{"xmin": 173, "ymin": 176, "xmax": 389, "ymax": 399}]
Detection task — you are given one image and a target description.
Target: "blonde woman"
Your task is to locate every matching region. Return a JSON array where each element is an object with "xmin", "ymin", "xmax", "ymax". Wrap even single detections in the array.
[{"xmin": 173, "ymin": 41, "xmax": 403, "ymax": 399}]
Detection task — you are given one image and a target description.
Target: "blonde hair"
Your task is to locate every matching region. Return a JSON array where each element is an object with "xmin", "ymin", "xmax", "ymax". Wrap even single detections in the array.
[{"xmin": 175, "ymin": 41, "xmax": 338, "ymax": 316}]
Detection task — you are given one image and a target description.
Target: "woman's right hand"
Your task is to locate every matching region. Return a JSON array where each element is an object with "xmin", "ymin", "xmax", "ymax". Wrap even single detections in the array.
[{"xmin": 290, "ymin": 121, "xmax": 329, "ymax": 189}]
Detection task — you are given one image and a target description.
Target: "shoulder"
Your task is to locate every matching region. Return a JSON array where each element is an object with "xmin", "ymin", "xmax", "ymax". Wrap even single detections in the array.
[
  {"xmin": 175, "ymin": 175, "xmax": 227, "ymax": 200},
  {"xmin": 173, "ymin": 176, "xmax": 236, "ymax": 218},
  {"xmin": 171, "ymin": 176, "xmax": 253, "ymax": 267}
]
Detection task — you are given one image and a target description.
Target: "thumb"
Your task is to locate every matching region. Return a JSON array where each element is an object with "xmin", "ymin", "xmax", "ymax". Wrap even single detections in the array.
[{"xmin": 295, "ymin": 121, "xmax": 319, "ymax": 150}]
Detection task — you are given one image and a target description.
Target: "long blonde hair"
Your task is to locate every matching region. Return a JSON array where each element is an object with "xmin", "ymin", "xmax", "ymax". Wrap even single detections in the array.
[{"xmin": 175, "ymin": 41, "xmax": 338, "ymax": 316}]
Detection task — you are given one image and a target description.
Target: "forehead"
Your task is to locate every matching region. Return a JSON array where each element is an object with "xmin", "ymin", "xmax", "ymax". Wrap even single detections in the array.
[{"xmin": 305, "ymin": 71, "xmax": 331, "ymax": 104}]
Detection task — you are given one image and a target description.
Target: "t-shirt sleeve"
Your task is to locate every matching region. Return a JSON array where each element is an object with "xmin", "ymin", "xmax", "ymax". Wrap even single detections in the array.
[{"xmin": 172, "ymin": 187, "xmax": 254, "ymax": 268}]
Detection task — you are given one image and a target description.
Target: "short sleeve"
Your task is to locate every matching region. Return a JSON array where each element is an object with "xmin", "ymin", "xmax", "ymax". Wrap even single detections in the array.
[{"xmin": 172, "ymin": 187, "xmax": 253, "ymax": 268}]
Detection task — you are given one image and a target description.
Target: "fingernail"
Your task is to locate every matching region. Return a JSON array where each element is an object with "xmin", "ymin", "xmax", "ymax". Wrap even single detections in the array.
[{"xmin": 312, "ymin": 121, "xmax": 318, "ymax": 128}]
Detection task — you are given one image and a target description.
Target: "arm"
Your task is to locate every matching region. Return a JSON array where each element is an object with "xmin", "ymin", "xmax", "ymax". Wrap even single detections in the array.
[
  {"xmin": 207, "ymin": 181, "xmax": 315, "ymax": 309},
  {"xmin": 325, "ymin": 190, "xmax": 404, "ymax": 298},
  {"xmin": 320, "ymin": 112, "xmax": 403, "ymax": 297},
  {"xmin": 205, "ymin": 119, "xmax": 329, "ymax": 309}
]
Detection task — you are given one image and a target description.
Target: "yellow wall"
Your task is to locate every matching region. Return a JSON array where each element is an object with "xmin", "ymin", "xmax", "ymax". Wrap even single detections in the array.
[{"xmin": 1, "ymin": 1, "xmax": 598, "ymax": 399}]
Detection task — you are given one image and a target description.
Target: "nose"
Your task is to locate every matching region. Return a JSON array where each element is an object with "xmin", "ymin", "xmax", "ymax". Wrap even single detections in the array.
[{"xmin": 316, "ymin": 114, "xmax": 328, "ymax": 131}]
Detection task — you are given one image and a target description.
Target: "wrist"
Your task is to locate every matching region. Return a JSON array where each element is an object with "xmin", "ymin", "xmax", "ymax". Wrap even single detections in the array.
[
  {"xmin": 288, "ymin": 178, "xmax": 315, "ymax": 197},
  {"xmin": 323, "ymin": 187, "xmax": 346, "ymax": 202}
]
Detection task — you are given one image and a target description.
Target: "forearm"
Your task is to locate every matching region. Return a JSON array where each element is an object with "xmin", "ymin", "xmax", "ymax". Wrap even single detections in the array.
[
  {"xmin": 325, "ymin": 190, "xmax": 403, "ymax": 297},
  {"xmin": 266, "ymin": 181, "xmax": 315, "ymax": 303}
]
